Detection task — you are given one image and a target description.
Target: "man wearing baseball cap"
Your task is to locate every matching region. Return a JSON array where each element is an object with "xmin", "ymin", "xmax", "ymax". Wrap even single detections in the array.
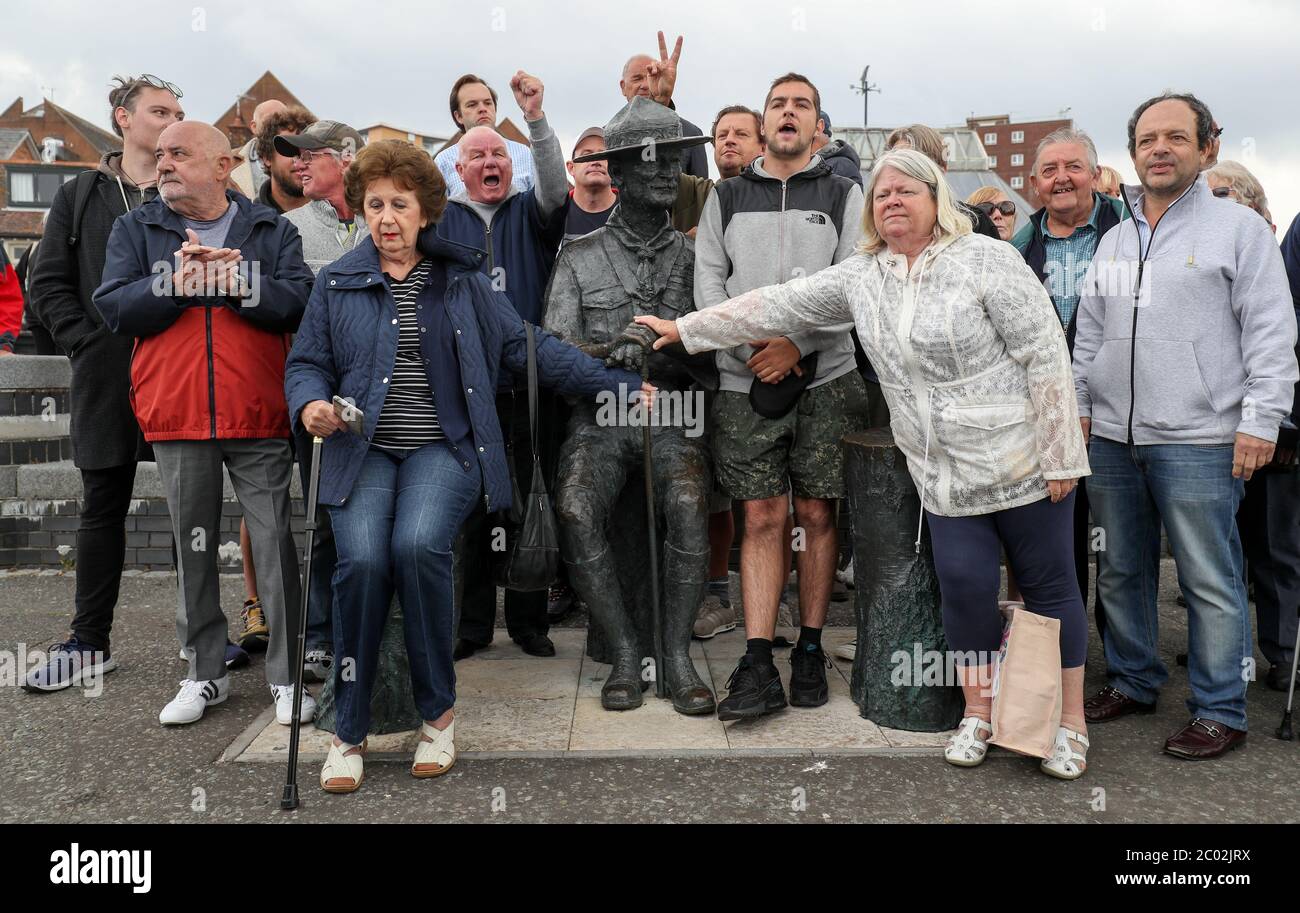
[
  {"xmin": 274, "ymin": 119, "xmax": 368, "ymax": 683},
  {"xmin": 560, "ymin": 127, "xmax": 617, "ymax": 247}
]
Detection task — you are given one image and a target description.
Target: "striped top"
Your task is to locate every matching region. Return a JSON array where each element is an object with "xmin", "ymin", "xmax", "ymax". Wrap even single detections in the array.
[{"xmin": 371, "ymin": 259, "xmax": 444, "ymax": 449}]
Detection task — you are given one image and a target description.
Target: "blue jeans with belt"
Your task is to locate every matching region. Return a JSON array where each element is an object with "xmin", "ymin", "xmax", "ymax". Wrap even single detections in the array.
[
  {"xmin": 327, "ymin": 442, "xmax": 482, "ymax": 745},
  {"xmin": 1086, "ymin": 437, "xmax": 1250, "ymax": 730}
]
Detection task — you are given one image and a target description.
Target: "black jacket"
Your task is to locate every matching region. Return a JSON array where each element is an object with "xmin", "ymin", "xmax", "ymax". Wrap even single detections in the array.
[
  {"xmin": 960, "ymin": 201, "xmax": 1001, "ymax": 240},
  {"xmin": 27, "ymin": 153, "xmax": 154, "ymax": 469},
  {"xmin": 819, "ymin": 140, "xmax": 863, "ymax": 187}
]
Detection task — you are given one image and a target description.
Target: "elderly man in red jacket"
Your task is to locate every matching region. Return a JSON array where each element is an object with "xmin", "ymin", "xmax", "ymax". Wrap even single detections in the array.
[{"xmin": 95, "ymin": 120, "xmax": 314, "ymax": 727}]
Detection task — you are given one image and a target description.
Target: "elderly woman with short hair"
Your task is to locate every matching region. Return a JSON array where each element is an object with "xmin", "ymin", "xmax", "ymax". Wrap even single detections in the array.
[
  {"xmin": 638, "ymin": 148, "xmax": 1093, "ymax": 779},
  {"xmin": 1206, "ymin": 160, "xmax": 1274, "ymax": 230},
  {"xmin": 285, "ymin": 140, "xmax": 646, "ymax": 793}
]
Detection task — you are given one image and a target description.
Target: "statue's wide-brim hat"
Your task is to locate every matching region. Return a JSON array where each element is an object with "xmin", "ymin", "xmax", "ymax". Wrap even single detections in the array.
[{"xmin": 573, "ymin": 96, "xmax": 711, "ymax": 162}]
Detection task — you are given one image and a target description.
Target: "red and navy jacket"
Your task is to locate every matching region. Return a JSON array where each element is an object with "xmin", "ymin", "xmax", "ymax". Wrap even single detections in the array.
[{"xmin": 93, "ymin": 191, "xmax": 312, "ymax": 442}]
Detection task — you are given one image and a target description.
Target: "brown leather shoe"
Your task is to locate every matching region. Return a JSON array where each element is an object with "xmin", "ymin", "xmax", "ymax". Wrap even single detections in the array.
[
  {"xmin": 1164, "ymin": 718, "xmax": 1246, "ymax": 760},
  {"xmin": 1084, "ymin": 685, "xmax": 1157, "ymax": 723}
]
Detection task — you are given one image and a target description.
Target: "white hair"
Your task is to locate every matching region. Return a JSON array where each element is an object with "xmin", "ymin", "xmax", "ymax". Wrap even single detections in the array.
[
  {"xmin": 1032, "ymin": 127, "xmax": 1099, "ymax": 175},
  {"xmin": 859, "ymin": 148, "xmax": 972, "ymax": 254}
]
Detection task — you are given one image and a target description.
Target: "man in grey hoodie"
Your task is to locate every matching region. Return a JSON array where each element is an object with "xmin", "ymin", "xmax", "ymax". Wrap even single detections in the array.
[
  {"xmin": 695, "ymin": 72, "xmax": 867, "ymax": 720},
  {"xmin": 1074, "ymin": 92, "xmax": 1298, "ymax": 760}
]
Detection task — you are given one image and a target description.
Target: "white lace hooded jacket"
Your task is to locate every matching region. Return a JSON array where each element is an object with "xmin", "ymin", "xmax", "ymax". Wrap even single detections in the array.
[{"xmin": 677, "ymin": 231, "xmax": 1090, "ymax": 520}]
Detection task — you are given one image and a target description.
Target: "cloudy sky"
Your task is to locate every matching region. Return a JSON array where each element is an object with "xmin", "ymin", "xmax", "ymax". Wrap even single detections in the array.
[{"xmin": 6, "ymin": 0, "xmax": 1299, "ymax": 231}]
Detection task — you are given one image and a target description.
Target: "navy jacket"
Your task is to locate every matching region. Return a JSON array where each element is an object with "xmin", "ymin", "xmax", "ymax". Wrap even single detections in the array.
[
  {"xmin": 284, "ymin": 233, "xmax": 641, "ymax": 510},
  {"xmin": 427, "ymin": 192, "xmax": 563, "ymax": 329}
]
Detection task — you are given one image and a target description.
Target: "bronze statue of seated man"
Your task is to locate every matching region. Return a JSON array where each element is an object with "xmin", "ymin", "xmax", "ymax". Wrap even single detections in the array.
[{"xmin": 543, "ymin": 97, "xmax": 716, "ymax": 714}]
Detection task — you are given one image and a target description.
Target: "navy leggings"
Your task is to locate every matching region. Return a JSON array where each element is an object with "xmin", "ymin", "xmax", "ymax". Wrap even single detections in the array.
[{"xmin": 926, "ymin": 492, "xmax": 1087, "ymax": 668}]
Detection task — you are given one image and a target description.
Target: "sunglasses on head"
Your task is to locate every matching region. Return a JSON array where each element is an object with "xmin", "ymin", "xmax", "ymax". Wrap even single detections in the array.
[
  {"xmin": 1211, "ymin": 186, "xmax": 1234, "ymax": 198},
  {"xmin": 139, "ymin": 73, "xmax": 183, "ymax": 99},
  {"xmin": 977, "ymin": 200, "xmax": 1016, "ymax": 217}
]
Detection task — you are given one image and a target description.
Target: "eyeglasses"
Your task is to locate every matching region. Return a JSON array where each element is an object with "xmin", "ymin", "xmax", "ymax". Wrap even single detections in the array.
[
  {"xmin": 139, "ymin": 74, "xmax": 183, "ymax": 99},
  {"xmin": 976, "ymin": 200, "xmax": 1017, "ymax": 218},
  {"xmin": 295, "ymin": 148, "xmax": 340, "ymax": 164},
  {"xmin": 1211, "ymin": 186, "xmax": 1234, "ymax": 198}
]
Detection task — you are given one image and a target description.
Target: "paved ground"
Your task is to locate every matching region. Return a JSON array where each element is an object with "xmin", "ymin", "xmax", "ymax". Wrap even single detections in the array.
[{"xmin": 1, "ymin": 565, "xmax": 1296, "ymax": 823}]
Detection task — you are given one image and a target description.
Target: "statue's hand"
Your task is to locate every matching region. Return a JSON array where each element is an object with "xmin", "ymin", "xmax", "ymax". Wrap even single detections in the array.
[
  {"xmin": 606, "ymin": 341, "xmax": 645, "ymax": 373},
  {"xmin": 614, "ymin": 321, "xmax": 659, "ymax": 350}
]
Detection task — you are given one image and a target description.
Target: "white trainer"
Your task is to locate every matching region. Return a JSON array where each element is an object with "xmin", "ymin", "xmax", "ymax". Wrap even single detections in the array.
[
  {"xmin": 159, "ymin": 677, "xmax": 229, "ymax": 725},
  {"xmin": 271, "ymin": 684, "xmax": 318, "ymax": 725}
]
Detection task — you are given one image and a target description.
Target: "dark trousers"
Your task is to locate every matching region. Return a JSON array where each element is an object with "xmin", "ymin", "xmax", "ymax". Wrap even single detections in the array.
[
  {"xmin": 1238, "ymin": 468, "xmax": 1300, "ymax": 667},
  {"xmin": 294, "ymin": 423, "xmax": 337, "ymax": 650},
  {"xmin": 456, "ymin": 389, "xmax": 549, "ymax": 644},
  {"xmin": 927, "ymin": 492, "xmax": 1089, "ymax": 669},
  {"xmin": 70, "ymin": 463, "xmax": 139, "ymax": 650},
  {"xmin": 1075, "ymin": 478, "xmax": 1106, "ymax": 643}
]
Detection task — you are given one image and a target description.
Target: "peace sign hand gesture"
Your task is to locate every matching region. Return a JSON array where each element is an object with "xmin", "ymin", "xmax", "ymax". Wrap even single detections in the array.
[{"xmin": 647, "ymin": 31, "xmax": 682, "ymax": 106}]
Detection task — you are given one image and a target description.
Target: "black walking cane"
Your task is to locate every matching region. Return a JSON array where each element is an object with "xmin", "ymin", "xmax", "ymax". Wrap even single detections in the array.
[
  {"xmin": 281, "ymin": 434, "xmax": 323, "ymax": 810},
  {"xmin": 1275, "ymin": 614, "xmax": 1300, "ymax": 740}
]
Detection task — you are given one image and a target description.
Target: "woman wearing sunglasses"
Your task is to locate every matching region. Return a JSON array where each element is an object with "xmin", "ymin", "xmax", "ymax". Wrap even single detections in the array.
[{"xmin": 967, "ymin": 187, "xmax": 1018, "ymax": 242}]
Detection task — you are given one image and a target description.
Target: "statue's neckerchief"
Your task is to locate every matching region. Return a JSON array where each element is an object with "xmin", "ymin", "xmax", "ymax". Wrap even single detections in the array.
[{"xmin": 602, "ymin": 208, "xmax": 682, "ymax": 305}]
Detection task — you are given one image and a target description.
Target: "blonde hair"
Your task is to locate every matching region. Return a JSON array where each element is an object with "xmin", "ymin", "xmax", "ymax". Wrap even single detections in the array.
[
  {"xmin": 1097, "ymin": 165, "xmax": 1122, "ymax": 196},
  {"xmin": 966, "ymin": 185, "xmax": 1005, "ymax": 207},
  {"xmin": 859, "ymin": 149, "xmax": 972, "ymax": 254},
  {"xmin": 1207, "ymin": 160, "xmax": 1270, "ymax": 218}
]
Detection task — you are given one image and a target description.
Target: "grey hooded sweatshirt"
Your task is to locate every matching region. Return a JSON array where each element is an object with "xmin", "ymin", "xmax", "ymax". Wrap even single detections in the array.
[
  {"xmin": 694, "ymin": 154, "xmax": 864, "ymax": 393},
  {"xmin": 1073, "ymin": 175, "xmax": 1298, "ymax": 445}
]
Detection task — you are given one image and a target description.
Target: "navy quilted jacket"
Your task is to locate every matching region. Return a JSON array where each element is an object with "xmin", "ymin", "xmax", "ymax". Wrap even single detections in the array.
[{"xmin": 284, "ymin": 232, "xmax": 640, "ymax": 510}]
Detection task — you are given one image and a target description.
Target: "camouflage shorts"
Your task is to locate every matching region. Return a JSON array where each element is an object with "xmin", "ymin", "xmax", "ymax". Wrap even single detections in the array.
[{"xmin": 711, "ymin": 370, "xmax": 870, "ymax": 501}]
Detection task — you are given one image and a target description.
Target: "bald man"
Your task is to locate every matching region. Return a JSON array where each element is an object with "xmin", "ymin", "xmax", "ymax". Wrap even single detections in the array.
[
  {"xmin": 618, "ymin": 34, "xmax": 709, "ymax": 179},
  {"xmin": 94, "ymin": 119, "xmax": 316, "ymax": 728},
  {"xmin": 231, "ymin": 98, "xmax": 288, "ymax": 197}
]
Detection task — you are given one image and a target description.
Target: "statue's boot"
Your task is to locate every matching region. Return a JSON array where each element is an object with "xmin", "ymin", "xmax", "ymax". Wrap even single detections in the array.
[
  {"xmin": 566, "ymin": 554, "xmax": 646, "ymax": 711},
  {"xmin": 661, "ymin": 545, "xmax": 716, "ymax": 716}
]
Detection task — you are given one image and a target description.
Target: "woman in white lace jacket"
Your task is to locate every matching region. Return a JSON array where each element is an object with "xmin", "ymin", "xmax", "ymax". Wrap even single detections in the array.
[{"xmin": 637, "ymin": 149, "xmax": 1093, "ymax": 780}]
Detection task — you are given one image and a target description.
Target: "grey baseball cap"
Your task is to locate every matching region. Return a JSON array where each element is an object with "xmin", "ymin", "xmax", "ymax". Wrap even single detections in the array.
[
  {"xmin": 571, "ymin": 127, "xmax": 605, "ymax": 159},
  {"xmin": 274, "ymin": 120, "xmax": 364, "ymax": 157}
]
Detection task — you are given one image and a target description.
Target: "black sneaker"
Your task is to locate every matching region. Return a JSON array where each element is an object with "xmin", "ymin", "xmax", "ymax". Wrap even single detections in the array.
[
  {"xmin": 789, "ymin": 643, "xmax": 830, "ymax": 707},
  {"xmin": 716, "ymin": 655, "xmax": 786, "ymax": 721}
]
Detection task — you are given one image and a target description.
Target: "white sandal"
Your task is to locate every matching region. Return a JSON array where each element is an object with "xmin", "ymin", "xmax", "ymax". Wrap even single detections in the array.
[
  {"xmin": 412, "ymin": 719, "xmax": 455, "ymax": 779},
  {"xmin": 1041, "ymin": 726, "xmax": 1089, "ymax": 780},
  {"xmin": 320, "ymin": 739, "xmax": 366, "ymax": 793},
  {"xmin": 944, "ymin": 716, "xmax": 993, "ymax": 767}
]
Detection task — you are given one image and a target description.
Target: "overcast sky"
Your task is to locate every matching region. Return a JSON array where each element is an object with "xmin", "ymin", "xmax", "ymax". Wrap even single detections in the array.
[{"xmin": 5, "ymin": 0, "xmax": 1299, "ymax": 231}]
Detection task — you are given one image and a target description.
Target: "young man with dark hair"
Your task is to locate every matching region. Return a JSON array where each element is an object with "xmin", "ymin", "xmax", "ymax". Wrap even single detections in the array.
[
  {"xmin": 434, "ymin": 74, "xmax": 535, "ymax": 198},
  {"xmin": 694, "ymin": 71, "xmax": 867, "ymax": 719},
  {"xmin": 252, "ymin": 105, "xmax": 316, "ymax": 215},
  {"xmin": 23, "ymin": 75, "xmax": 189, "ymax": 692}
]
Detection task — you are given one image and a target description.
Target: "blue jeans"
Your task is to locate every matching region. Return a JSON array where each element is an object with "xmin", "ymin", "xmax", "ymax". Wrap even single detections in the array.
[
  {"xmin": 327, "ymin": 443, "xmax": 482, "ymax": 745},
  {"xmin": 1087, "ymin": 437, "xmax": 1250, "ymax": 730}
]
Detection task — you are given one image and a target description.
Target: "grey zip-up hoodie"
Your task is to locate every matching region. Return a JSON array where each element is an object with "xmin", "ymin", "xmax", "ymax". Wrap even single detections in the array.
[
  {"xmin": 283, "ymin": 199, "xmax": 367, "ymax": 275},
  {"xmin": 694, "ymin": 154, "xmax": 864, "ymax": 393},
  {"xmin": 1073, "ymin": 175, "xmax": 1298, "ymax": 445}
]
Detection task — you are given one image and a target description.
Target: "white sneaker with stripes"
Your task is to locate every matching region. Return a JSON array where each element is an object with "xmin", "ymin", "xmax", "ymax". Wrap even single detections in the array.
[{"xmin": 159, "ymin": 676, "xmax": 229, "ymax": 726}]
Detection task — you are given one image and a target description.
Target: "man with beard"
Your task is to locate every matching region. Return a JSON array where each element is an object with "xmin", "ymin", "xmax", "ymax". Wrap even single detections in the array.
[{"xmin": 252, "ymin": 105, "xmax": 315, "ymax": 215}]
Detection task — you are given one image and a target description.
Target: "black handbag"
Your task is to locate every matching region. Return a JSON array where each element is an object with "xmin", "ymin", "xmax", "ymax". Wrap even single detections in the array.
[{"xmin": 491, "ymin": 323, "xmax": 560, "ymax": 591}]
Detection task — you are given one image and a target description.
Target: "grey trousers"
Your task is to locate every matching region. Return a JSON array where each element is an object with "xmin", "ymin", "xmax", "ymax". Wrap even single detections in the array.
[{"xmin": 155, "ymin": 438, "xmax": 301, "ymax": 684}]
